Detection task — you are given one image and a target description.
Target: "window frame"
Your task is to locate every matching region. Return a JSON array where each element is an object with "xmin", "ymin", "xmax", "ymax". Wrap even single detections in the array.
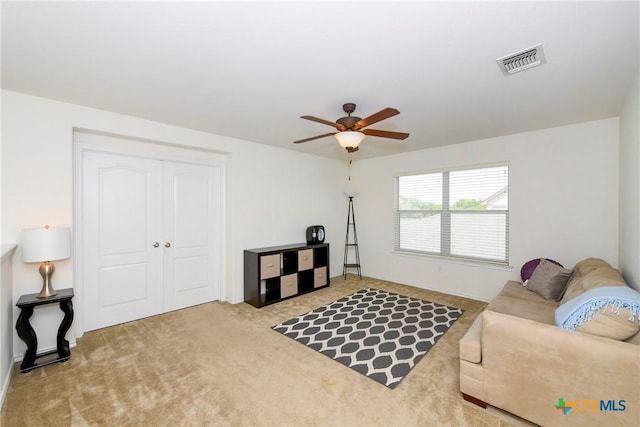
[{"xmin": 394, "ymin": 162, "xmax": 510, "ymax": 266}]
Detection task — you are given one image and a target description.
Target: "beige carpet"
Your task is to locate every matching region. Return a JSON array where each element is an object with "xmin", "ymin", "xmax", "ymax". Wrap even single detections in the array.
[{"xmin": 1, "ymin": 275, "xmax": 531, "ymax": 426}]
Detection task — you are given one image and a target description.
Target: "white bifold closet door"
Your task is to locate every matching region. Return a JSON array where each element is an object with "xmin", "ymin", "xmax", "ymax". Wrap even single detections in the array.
[{"xmin": 82, "ymin": 151, "xmax": 220, "ymax": 331}]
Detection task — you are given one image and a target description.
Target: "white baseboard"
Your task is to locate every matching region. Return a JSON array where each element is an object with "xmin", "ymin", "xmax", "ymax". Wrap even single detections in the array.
[
  {"xmin": 0, "ymin": 361, "xmax": 12, "ymax": 411},
  {"xmin": 362, "ymin": 273, "xmax": 492, "ymax": 303}
]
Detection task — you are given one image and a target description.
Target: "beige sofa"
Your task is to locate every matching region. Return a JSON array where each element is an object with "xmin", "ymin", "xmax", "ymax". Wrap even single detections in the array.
[{"xmin": 460, "ymin": 258, "xmax": 640, "ymax": 426}]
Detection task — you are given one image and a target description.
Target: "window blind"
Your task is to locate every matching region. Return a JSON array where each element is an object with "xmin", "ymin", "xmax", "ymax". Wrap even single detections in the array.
[{"xmin": 395, "ymin": 164, "xmax": 509, "ymax": 264}]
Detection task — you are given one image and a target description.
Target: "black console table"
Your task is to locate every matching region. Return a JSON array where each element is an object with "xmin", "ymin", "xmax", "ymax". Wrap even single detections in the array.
[{"xmin": 15, "ymin": 288, "xmax": 74, "ymax": 372}]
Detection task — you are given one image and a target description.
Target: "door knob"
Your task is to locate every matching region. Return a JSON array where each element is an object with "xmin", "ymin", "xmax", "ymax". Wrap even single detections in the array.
[
  {"xmin": 165, "ymin": 242, "xmax": 171, "ymax": 248},
  {"xmin": 153, "ymin": 242, "xmax": 160, "ymax": 248}
]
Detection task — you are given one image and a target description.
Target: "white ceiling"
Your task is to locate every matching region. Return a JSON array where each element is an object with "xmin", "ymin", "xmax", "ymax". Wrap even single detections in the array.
[{"xmin": 2, "ymin": 1, "xmax": 638, "ymax": 160}]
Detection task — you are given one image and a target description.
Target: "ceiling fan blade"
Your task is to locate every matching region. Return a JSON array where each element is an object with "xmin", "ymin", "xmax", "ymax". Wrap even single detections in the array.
[
  {"xmin": 362, "ymin": 128, "xmax": 410, "ymax": 140},
  {"xmin": 355, "ymin": 108, "xmax": 400, "ymax": 129},
  {"xmin": 293, "ymin": 132, "xmax": 337, "ymax": 144},
  {"xmin": 301, "ymin": 115, "xmax": 346, "ymax": 131}
]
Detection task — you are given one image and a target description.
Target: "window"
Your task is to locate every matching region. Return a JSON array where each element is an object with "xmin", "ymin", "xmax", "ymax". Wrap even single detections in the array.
[{"xmin": 395, "ymin": 164, "xmax": 509, "ymax": 265}]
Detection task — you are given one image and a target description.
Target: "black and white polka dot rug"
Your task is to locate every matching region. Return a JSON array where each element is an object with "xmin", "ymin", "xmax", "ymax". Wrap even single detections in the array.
[{"xmin": 272, "ymin": 288, "xmax": 464, "ymax": 389}]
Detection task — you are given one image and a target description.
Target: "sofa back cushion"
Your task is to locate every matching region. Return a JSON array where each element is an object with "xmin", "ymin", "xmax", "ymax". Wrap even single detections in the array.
[
  {"xmin": 558, "ymin": 258, "xmax": 639, "ymax": 340},
  {"xmin": 575, "ymin": 307, "xmax": 640, "ymax": 340},
  {"xmin": 560, "ymin": 259, "xmax": 627, "ymax": 304},
  {"xmin": 572, "ymin": 257, "xmax": 612, "ymax": 277}
]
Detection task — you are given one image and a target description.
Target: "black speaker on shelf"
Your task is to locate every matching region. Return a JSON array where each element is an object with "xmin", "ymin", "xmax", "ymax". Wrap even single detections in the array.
[{"xmin": 306, "ymin": 225, "xmax": 325, "ymax": 244}]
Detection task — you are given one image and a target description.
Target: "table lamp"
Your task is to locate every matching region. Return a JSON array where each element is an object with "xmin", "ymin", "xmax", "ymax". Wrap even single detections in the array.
[{"xmin": 21, "ymin": 225, "xmax": 71, "ymax": 298}]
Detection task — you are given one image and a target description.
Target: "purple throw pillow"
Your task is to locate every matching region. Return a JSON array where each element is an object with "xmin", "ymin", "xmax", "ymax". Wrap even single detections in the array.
[{"xmin": 521, "ymin": 258, "xmax": 563, "ymax": 282}]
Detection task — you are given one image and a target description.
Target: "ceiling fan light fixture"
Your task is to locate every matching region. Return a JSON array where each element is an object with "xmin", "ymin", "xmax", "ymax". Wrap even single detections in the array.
[
  {"xmin": 335, "ymin": 131, "xmax": 365, "ymax": 150},
  {"xmin": 294, "ymin": 103, "xmax": 408, "ymax": 150}
]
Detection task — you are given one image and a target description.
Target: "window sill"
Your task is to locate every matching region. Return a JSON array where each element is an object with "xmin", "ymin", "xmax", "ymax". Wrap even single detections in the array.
[{"xmin": 391, "ymin": 250, "xmax": 514, "ymax": 272}]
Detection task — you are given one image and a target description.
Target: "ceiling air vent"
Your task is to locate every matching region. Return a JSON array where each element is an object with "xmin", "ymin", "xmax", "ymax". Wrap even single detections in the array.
[{"xmin": 497, "ymin": 44, "xmax": 546, "ymax": 75}]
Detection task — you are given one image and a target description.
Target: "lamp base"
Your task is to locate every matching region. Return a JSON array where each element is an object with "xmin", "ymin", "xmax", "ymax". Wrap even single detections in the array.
[{"xmin": 37, "ymin": 261, "xmax": 57, "ymax": 298}]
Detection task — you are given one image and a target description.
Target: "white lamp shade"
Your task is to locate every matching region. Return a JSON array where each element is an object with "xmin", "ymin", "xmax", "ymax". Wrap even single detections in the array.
[
  {"xmin": 21, "ymin": 227, "xmax": 71, "ymax": 263},
  {"xmin": 335, "ymin": 131, "xmax": 365, "ymax": 149}
]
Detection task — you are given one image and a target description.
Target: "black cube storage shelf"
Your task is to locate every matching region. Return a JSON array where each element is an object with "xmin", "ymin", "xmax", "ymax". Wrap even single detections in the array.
[{"xmin": 244, "ymin": 243, "xmax": 330, "ymax": 308}]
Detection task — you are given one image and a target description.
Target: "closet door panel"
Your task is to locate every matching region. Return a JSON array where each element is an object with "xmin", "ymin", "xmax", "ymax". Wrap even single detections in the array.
[
  {"xmin": 173, "ymin": 256, "xmax": 208, "ymax": 293},
  {"xmin": 99, "ymin": 263, "xmax": 149, "ymax": 305},
  {"xmin": 163, "ymin": 162, "xmax": 221, "ymax": 311},
  {"xmin": 83, "ymin": 151, "xmax": 163, "ymax": 331}
]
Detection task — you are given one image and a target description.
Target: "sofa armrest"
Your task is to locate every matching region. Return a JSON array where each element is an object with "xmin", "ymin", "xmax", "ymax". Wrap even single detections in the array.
[{"xmin": 481, "ymin": 309, "xmax": 640, "ymax": 427}]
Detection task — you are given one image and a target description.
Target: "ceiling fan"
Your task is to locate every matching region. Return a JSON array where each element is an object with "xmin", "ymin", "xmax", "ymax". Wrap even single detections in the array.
[{"xmin": 293, "ymin": 103, "xmax": 409, "ymax": 153}]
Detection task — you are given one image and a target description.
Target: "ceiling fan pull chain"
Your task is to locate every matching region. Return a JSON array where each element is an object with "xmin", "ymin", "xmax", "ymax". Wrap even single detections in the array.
[{"xmin": 348, "ymin": 157, "xmax": 352, "ymax": 181}]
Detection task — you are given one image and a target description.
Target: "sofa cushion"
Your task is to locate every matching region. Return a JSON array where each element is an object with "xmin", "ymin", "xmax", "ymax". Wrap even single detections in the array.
[
  {"xmin": 576, "ymin": 307, "xmax": 640, "ymax": 340},
  {"xmin": 558, "ymin": 258, "xmax": 640, "ymax": 341},
  {"xmin": 560, "ymin": 260, "xmax": 627, "ymax": 304},
  {"xmin": 459, "ymin": 359, "xmax": 484, "ymax": 399},
  {"xmin": 459, "ymin": 315, "xmax": 482, "ymax": 363},
  {"xmin": 627, "ymin": 330, "xmax": 640, "ymax": 344},
  {"xmin": 572, "ymin": 257, "xmax": 612, "ymax": 277},
  {"xmin": 525, "ymin": 258, "xmax": 573, "ymax": 301},
  {"xmin": 557, "ymin": 284, "xmax": 640, "ymax": 341},
  {"xmin": 487, "ymin": 282, "xmax": 558, "ymax": 325}
]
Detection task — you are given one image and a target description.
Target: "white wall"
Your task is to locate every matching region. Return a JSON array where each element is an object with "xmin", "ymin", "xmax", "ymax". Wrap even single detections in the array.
[
  {"xmin": 0, "ymin": 245, "xmax": 16, "ymax": 408},
  {"xmin": 352, "ymin": 119, "xmax": 620, "ymax": 302},
  {"xmin": 619, "ymin": 71, "xmax": 640, "ymax": 291},
  {"xmin": 1, "ymin": 86, "xmax": 630, "ymax": 357},
  {"xmin": 1, "ymin": 90, "xmax": 348, "ymax": 358}
]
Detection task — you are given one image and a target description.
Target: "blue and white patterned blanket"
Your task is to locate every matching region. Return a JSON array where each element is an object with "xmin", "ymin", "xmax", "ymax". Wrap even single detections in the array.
[{"xmin": 555, "ymin": 285, "xmax": 640, "ymax": 330}]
